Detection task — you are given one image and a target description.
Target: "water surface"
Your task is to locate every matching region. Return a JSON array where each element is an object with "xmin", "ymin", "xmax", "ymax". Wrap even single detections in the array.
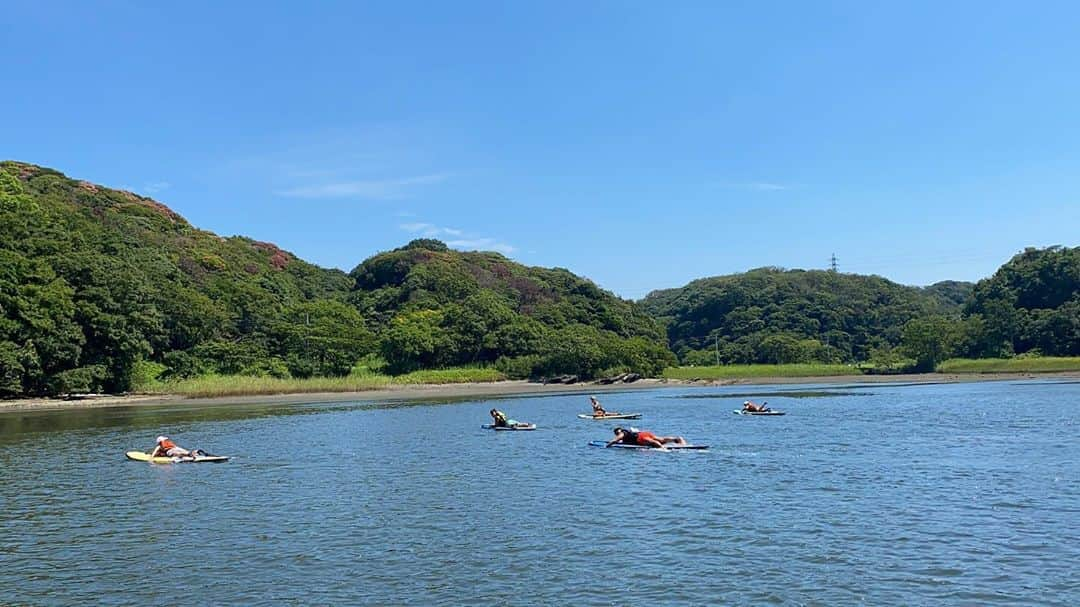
[{"xmin": 2, "ymin": 380, "xmax": 1078, "ymax": 605}]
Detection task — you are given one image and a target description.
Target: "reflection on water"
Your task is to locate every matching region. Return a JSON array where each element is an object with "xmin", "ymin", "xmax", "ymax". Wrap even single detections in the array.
[{"xmin": 0, "ymin": 397, "xmax": 497, "ymax": 445}]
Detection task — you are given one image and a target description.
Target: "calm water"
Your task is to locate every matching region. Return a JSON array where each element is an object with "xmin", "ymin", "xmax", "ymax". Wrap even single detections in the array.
[{"xmin": 1, "ymin": 381, "xmax": 1078, "ymax": 605}]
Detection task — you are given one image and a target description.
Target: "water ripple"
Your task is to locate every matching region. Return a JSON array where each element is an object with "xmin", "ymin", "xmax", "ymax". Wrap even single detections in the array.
[{"xmin": 1, "ymin": 381, "xmax": 1079, "ymax": 605}]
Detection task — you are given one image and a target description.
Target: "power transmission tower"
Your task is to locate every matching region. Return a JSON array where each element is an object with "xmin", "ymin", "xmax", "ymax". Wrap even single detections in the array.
[{"xmin": 829, "ymin": 253, "xmax": 838, "ymax": 272}]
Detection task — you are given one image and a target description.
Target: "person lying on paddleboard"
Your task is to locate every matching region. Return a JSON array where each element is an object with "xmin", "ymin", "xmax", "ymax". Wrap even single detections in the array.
[
  {"xmin": 149, "ymin": 436, "xmax": 205, "ymax": 459},
  {"xmin": 605, "ymin": 426, "xmax": 687, "ymax": 448},
  {"xmin": 742, "ymin": 400, "xmax": 770, "ymax": 412},
  {"xmin": 490, "ymin": 409, "xmax": 529, "ymax": 429},
  {"xmin": 589, "ymin": 396, "xmax": 618, "ymax": 417}
]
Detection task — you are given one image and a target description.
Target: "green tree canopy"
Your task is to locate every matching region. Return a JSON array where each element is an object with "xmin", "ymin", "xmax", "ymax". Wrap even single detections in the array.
[
  {"xmin": 641, "ymin": 268, "xmax": 970, "ymax": 364},
  {"xmin": 964, "ymin": 246, "xmax": 1080, "ymax": 357}
]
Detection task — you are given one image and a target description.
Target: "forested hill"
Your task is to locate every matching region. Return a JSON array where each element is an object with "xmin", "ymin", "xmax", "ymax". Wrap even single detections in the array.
[
  {"xmin": 348, "ymin": 239, "xmax": 674, "ymax": 376},
  {"xmin": 962, "ymin": 246, "xmax": 1079, "ymax": 357},
  {"xmin": 640, "ymin": 268, "xmax": 972, "ymax": 364},
  {"xmin": 0, "ymin": 161, "xmax": 357, "ymax": 396},
  {"xmin": 0, "ymin": 162, "xmax": 673, "ymax": 397}
]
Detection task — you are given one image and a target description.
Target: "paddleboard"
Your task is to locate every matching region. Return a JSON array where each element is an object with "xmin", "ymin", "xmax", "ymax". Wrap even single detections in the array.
[
  {"xmin": 733, "ymin": 410, "xmax": 785, "ymax": 416},
  {"xmin": 126, "ymin": 451, "xmax": 230, "ymax": 463},
  {"xmin": 587, "ymin": 440, "xmax": 708, "ymax": 450},
  {"xmin": 481, "ymin": 424, "xmax": 536, "ymax": 431},
  {"xmin": 576, "ymin": 413, "xmax": 642, "ymax": 420}
]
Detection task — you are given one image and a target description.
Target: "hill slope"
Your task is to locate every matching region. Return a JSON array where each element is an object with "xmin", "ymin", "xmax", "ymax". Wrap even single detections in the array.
[
  {"xmin": 962, "ymin": 246, "xmax": 1079, "ymax": 357},
  {"xmin": 640, "ymin": 268, "xmax": 970, "ymax": 364},
  {"xmin": 0, "ymin": 162, "xmax": 673, "ymax": 396},
  {"xmin": 0, "ymin": 161, "xmax": 370, "ymax": 395},
  {"xmin": 349, "ymin": 239, "xmax": 674, "ymax": 377}
]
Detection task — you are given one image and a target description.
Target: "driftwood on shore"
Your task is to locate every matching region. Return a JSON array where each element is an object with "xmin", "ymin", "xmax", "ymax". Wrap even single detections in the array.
[
  {"xmin": 540, "ymin": 374, "xmax": 579, "ymax": 385},
  {"xmin": 594, "ymin": 372, "xmax": 643, "ymax": 385},
  {"xmin": 535, "ymin": 372, "xmax": 646, "ymax": 385}
]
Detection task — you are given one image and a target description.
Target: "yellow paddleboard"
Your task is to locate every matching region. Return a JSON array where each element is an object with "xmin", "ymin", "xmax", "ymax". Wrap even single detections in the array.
[{"xmin": 125, "ymin": 451, "xmax": 229, "ymax": 463}]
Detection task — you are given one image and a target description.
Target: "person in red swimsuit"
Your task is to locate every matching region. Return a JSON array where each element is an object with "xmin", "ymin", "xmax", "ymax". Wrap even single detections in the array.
[
  {"xmin": 149, "ymin": 436, "xmax": 204, "ymax": 458},
  {"xmin": 605, "ymin": 427, "xmax": 687, "ymax": 448}
]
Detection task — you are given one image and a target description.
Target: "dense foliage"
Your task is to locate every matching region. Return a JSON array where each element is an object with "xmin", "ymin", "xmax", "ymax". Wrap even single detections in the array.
[
  {"xmin": 960, "ymin": 246, "xmax": 1079, "ymax": 358},
  {"xmin": 2, "ymin": 161, "xmax": 1071, "ymax": 398},
  {"xmin": 891, "ymin": 247, "xmax": 1078, "ymax": 370},
  {"xmin": 348, "ymin": 239, "xmax": 675, "ymax": 378},
  {"xmin": 640, "ymin": 268, "xmax": 970, "ymax": 366},
  {"xmin": 0, "ymin": 162, "xmax": 364, "ymax": 396},
  {"xmin": 0, "ymin": 162, "xmax": 672, "ymax": 397}
]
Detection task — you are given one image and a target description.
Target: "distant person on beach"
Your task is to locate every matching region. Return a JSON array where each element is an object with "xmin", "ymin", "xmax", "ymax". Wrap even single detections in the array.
[
  {"xmin": 742, "ymin": 400, "xmax": 770, "ymax": 412},
  {"xmin": 605, "ymin": 426, "xmax": 686, "ymax": 448}
]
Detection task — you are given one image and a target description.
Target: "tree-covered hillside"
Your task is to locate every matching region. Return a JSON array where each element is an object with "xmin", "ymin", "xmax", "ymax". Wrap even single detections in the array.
[
  {"xmin": 0, "ymin": 161, "xmax": 365, "ymax": 396},
  {"xmin": 0, "ymin": 162, "xmax": 673, "ymax": 397},
  {"xmin": 349, "ymin": 239, "xmax": 674, "ymax": 377},
  {"xmin": 961, "ymin": 246, "xmax": 1079, "ymax": 357},
  {"xmin": 640, "ymin": 268, "xmax": 970, "ymax": 365},
  {"xmin": 4, "ymin": 161, "xmax": 1067, "ymax": 398}
]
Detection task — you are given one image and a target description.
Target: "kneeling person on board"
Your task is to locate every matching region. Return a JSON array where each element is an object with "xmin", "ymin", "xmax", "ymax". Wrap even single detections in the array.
[
  {"xmin": 606, "ymin": 427, "xmax": 686, "ymax": 448},
  {"xmin": 490, "ymin": 409, "xmax": 526, "ymax": 428},
  {"xmin": 742, "ymin": 400, "xmax": 770, "ymax": 412},
  {"xmin": 150, "ymin": 436, "xmax": 203, "ymax": 459},
  {"xmin": 589, "ymin": 395, "xmax": 615, "ymax": 417}
]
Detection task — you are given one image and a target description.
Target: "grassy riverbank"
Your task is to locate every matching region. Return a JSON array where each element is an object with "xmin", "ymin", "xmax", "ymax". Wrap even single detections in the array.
[
  {"xmin": 937, "ymin": 357, "xmax": 1080, "ymax": 374},
  {"xmin": 146, "ymin": 367, "xmax": 507, "ymax": 398},
  {"xmin": 663, "ymin": 363, "xmax": 856, "ymax": 380}
]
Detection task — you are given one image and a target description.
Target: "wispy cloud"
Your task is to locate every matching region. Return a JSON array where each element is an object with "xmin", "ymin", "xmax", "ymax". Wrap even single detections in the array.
[
  {"xmin": 143, "ymin": 181, "xmax": 171, "ymax": 195},
  {"xmin": 277, "ymin": 173, "xmax": 451, "ymax": 200},
  {"xmin": 399, "ymin": 222, "xmax": 516, "ymax": 255},
  {"xmin": 744, "ymin": 182, "xmax": 788, "ymax": 191},
  {"xmin": 446, "ymin": 238, "xmax": 516, "ymax": 255},
  {"xmin": 713, "ymin": 180, "xmax": 792, "ymax": 192},
  {"xmin": 400, "ymin": 222, "xmax": 464, "ymax": 237}
]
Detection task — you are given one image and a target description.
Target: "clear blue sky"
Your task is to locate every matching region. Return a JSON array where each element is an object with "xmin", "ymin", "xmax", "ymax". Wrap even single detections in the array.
[{"xmin": 3, "ymin": 1, "xmax": 1078, "ymax": 298}]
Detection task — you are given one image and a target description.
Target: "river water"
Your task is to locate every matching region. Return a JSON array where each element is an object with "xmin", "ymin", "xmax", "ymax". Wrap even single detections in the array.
[{"xmin": 1, "ymin": 380, "xmax": 1078, "ymax": 605}]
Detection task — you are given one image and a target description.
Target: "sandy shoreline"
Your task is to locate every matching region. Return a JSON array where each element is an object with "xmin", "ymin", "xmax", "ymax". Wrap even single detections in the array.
[{"xmin": 1, "ymin": 371, "xmax": 1077, "ymax": 413}]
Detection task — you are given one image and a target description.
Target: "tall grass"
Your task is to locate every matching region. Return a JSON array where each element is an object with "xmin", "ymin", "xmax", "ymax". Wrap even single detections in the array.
[
  {"xmin": 148, "ymin": 367, "xmax": 507, "ymax": 398},
  {"xmin": 392, "ymin": 367, "xmax": 506, "ymax": 384},
  {"xmin": 663, "ymin": 363, "xmax": 857, "ymax": 380},
  {"xmin": 937, "ymin": 357, "xmax": 1080, "ymax": 374}
]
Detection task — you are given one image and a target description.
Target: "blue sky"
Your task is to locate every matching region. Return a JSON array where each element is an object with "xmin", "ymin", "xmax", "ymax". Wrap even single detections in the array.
[{"xmin": 3, "ymin": 1, "xmax": 1079, "ymax": 298}]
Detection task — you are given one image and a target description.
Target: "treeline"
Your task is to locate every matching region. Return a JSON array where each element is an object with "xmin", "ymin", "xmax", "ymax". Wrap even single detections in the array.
[
  {"xmin": 0, "ymin": 162, "xmax": 364, "ymax": 396},
  {"xmin": 349, "ymin": 239, "xmax": 674, "ymax": 379},
  {"xmin": 2, "ymin": 161, "xmax": 1074, "ymax": 398},
  {"xmin": 899, "ymin": 246, "xmax": 1079, "ymax": 370},
  {"xmin": 640, "ymin": 268, "xmax": 971, "ymax": 366},
  {"xmin": 0, "ymin": 162, "xmax": 672, "ymax": 397}
]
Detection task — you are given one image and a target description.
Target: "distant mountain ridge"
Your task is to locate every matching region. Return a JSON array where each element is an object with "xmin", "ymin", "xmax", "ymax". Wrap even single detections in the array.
[
  {"xmin": 640, "ymin": 267, "xmax": 973, "ymax": 364},
  {"xmin": 12, "ymin": 161, "xmax": 1063, "ymax": 399},
  {"xmin": 347, "ymin": 238, "xmax": 674, "ymax": 376},
  {"xmin": 0, "ymin": 162, "xmax": 673, "ymax": 395}
]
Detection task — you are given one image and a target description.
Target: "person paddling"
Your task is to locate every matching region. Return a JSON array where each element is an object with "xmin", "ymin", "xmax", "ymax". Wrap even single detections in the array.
[
  {"xmin": 742, "ymin": 400, "xmax": 770, "ymax": 413},
  {"xmin": 605, "ymin": 426, "xmax": 687, "ymax": 449}
]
